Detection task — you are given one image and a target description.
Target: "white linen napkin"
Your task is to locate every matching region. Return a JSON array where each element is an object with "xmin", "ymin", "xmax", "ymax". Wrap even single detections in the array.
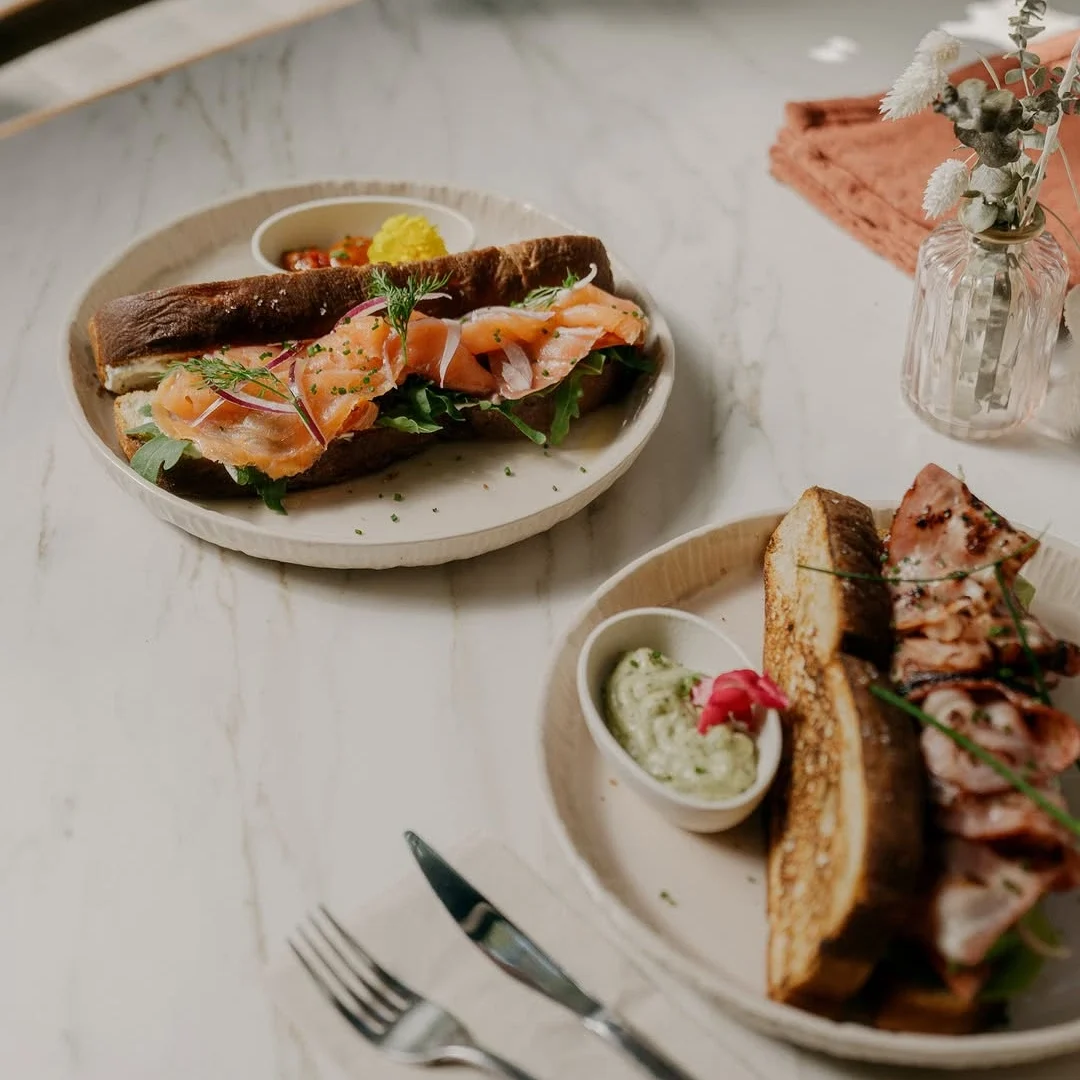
[{"xmin": 268, "ymin": 835, "xmax": 750, "ymax": 1080}]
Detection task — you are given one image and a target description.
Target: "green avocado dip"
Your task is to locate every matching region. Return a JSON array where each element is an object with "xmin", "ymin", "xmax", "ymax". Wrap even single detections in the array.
[{"xmin": 603, "ymin": 647, "xmax": 758, "ymax": 801}]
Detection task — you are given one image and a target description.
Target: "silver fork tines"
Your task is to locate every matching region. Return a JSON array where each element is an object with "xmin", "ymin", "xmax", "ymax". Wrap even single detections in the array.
[{"xmin": 290, "ymin": 906, "xmax": 539, "ymax": 1079}]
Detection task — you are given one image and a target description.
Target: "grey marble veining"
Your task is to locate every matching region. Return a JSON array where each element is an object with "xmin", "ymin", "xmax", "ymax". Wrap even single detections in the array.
[{"xmin": 4, "ymin": 1, "xmax": 1080, "ymax": 1077}]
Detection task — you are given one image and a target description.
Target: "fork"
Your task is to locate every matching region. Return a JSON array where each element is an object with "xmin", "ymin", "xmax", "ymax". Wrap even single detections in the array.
[{"xmin": 291, "ymin": 905, "xmax": 540, "ymax": 1079}]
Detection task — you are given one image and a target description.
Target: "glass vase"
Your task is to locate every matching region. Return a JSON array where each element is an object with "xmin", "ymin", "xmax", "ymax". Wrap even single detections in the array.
[{"xmin": 900, "ymin": 205, "xmax": 1068, "ymax": 440}]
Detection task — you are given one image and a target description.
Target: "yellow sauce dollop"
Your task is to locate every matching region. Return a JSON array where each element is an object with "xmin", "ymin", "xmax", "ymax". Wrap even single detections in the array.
[{"xmin": 367, "ymin": 214, "xmax": 448, "ymax": 265}]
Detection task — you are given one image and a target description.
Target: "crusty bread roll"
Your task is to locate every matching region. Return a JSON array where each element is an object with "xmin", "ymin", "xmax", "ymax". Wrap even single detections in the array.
[{"xmin": 90, "ymin": 235, "xmax": 614, "ymax": 392}]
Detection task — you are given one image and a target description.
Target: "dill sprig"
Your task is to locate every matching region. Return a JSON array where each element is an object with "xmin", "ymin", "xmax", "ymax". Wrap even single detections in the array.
[
  {"xmin": 797, "ymin": 534, "xmax": 1043, "ymax": 586},
  {"xmin": 368, "ymin": 268, "xmax": 451, "ymax": 367},
  {"xmin": 870, "ymin": 684, "xmax": 1080, "ymax": 844},
  {"xmin": 172, "ymin": 353, "xmax": 291, "ymax": 401},
  {"xmin": 515, "ymin": 269, "xmax": 581, "ymax": 311}
]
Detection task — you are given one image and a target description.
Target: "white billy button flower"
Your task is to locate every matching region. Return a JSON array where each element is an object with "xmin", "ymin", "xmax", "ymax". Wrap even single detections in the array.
[
  {"xmin": 880, "ymin": 29, "xmax": 961, "ymax": 120},
  {"xmin": 915, "ymin": 29, "xmax": 961, "ymax": 69},
  {"xmin": 922, "ymin": 159, "xmax": 971, "ymax": 218},
  {"xmin": 881, "ymin": 59, "xmax": 949, "ymax": 119}
]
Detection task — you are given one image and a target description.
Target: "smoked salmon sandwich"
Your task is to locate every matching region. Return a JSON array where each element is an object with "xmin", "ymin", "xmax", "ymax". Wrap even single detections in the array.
[
  {"xmin": 763, "ymin": 465, "xmax": 1080, "ymax": 1034},
  {"xmin": 88, "ymin": 236, "xmax": 653, "ymax": 511}
]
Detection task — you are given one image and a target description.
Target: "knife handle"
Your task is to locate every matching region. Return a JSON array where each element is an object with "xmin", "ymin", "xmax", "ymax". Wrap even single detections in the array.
[
  {"xmin": 584, "ymin": 1009, "xmax": 697, "ymax": 1080},
  {"xmin": 446, "ymin": 1043, "xmax": 541, "ymax": 1080}
]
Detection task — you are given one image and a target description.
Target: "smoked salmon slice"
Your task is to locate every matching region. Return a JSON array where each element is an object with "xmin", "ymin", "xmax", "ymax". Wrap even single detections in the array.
[
  {"xmin": 154, "ymin": 317, "xmax": 395, "ymax": 478},
  {"xmin": 150, "ymin": 278, "xmax": 649, "ymax": 477}
]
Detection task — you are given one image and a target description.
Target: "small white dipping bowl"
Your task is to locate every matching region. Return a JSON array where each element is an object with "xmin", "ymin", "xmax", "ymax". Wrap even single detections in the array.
[
  {"xmin": 251, "ymin": 195, "xmax": 476, "ymax": 274},
  {"xmin": 577, "ymin": 607, "xmax": 782, "ymax": 834}
]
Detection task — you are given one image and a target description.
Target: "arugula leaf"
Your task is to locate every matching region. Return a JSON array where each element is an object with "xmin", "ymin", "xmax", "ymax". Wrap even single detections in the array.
[
  {"xmin": 232, "ymin": 466, "xmax": 288, "ymax": 514},
  {"xmin": 374, "ymin": 342, "xmax": 649, "ymax": 450},
  {"xmin": 604, "ymin": 344, "xmax": 655, "ymax": 373},
  {"xmin": 378, "ymin": 414, "xmax": 443, "ymax": 435},
  {"xmin": 125, "ymin": 421, "xmax": 162, "ymax": 437},
  {"xmin": 130, "ymin": 434, "xmax": 193, "ymax": 483},
  {"xmin": 549, "ymin": 368, "xmax": 587, "ymax": 446},
  {"xmin": 979, "ymin": 937, "xmax": 1045, "ymax": 1003},
  {"xmin": 492, "ymin": 403, "xmax": 546, "ymax": 445}
]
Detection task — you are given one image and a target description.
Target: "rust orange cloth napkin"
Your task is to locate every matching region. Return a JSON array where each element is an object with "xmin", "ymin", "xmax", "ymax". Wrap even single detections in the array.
[{"xmin": 771, "ymin": 33, "xmax": 1080, "ymax": 286}]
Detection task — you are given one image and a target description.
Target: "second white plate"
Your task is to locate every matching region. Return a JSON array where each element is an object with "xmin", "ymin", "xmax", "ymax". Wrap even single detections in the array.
[
  {"xmin": 538, "ymin": 509, "xmax": 1080, "ymax": 1069},
  {"xmin": 62, "ymin": 179, "xmax": 674, "ymax": 569}
]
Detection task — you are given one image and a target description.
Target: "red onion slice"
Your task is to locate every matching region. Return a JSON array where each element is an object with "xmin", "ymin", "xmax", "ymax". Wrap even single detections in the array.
[
  {"xmin": 213, "ymin": 386, "xmax": 295, "ymax": 414},
  {"xmin": 191, "ymin": 343, "xmax": 305, "ymax": 427},
  {"xmin": 569, "ymin": 263, "xmax": 598, "ymax": 291},
  {"xmin": 340, "ymin": 297, "xmax": 389, "ymax": 321},
  {"xmin": 266, "ymin": 340, "xmax": 309, "ymax": 370},
  {"xmin": 381, "ymin": 332, "xmax": 399, "ymax": 385},
  {"xmin": 286, "ymin": 357, "xmax": 327, "ymax": 448},
  {"xmin": 462, "ymin": 305, "xmax": 550, "ymax": 323},
  {"xmin": 419, "ymin": 290, "xmax": 451, "ymax": 302},
  {"xmin": 436, "ymin": 320, "xmax": 462, "ymax": 386},
  {"xmin": 191, "ymin": 398, "xmax": 223, "ymax": 428},
  {"xmin": 500, "ymin": 341, "xmax": 534, "ymax": 394}
]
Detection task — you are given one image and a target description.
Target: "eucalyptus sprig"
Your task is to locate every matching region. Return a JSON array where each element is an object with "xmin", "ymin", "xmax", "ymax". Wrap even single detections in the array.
[{"xmin": 882, "ymin": 2, "xmax": 1080, "ymax": 232}]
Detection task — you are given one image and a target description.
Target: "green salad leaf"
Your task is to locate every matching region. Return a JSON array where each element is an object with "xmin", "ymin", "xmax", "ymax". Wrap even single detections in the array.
[
  {"xmin": 130, "ymin": 434, "xmax": 193, "ymax": 483},
  {"xmin": 549, "ymin": 369, "xmax": 587, "ymax": 446},
  {"xmin": 601, "ymin": 343, "xmax": 656, "ymax": 373},
  {"xmin": 375, "ymin": 377, "xmax": 545, "ymax": 445},
  {"xmin": 980, "ymin": 906, "xmax": 1061, "ymax": 1003},
  {"xmin": 1015, "ymin": 575, "xmax": 1037, "ymax": 611},
  {"xmin": 231, "ymin": 466, "xmax": 288, "ymax": 514},
  {"xmin": 377, "ymin": 414, "xmax": 443, "ymax": 435}
]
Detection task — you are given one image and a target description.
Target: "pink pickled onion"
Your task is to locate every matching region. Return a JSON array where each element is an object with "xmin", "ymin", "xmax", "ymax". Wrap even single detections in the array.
[{"xmin": 692, "ymin": 669, "xmax": 788, "ymax": 736}]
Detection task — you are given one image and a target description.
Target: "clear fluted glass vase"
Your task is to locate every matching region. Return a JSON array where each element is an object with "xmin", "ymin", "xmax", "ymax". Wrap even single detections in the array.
[{"xmin": 901, "ymin": 206, "xmax": 1068, "ymax": 440}]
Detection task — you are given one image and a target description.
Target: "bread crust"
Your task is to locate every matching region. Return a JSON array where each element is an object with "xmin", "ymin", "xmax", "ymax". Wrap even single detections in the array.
[
  {"xmin": 764, "ymin": 488, "xmax": 925, "ymax": 1008},
  {"xmin": 99, "ymin": 234, "xmax": 641, "ymax": 499},
  {"xmin": 89, "ymin": 235, "xmax": 614, "ymax": 385}
]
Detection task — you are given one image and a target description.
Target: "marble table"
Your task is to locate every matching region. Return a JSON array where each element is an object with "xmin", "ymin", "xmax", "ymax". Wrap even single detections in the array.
[{"xmin": 5, "ymin": 1, "xmax": 1080, "ymax": 1077}]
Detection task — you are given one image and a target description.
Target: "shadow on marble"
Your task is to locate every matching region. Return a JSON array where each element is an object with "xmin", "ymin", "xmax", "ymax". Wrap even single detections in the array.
[{"xmin": 968, "ymin": 426, "xmax": 1080, "ymax": 474}]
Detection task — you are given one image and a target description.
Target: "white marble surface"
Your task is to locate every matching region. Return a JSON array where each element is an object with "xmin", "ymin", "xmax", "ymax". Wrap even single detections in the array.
[{"xmin": 5, "ymin": 0, "xmax": 1080, "ymax": 1077}]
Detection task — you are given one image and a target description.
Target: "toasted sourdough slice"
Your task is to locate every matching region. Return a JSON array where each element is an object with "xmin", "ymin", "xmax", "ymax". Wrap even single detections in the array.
[
  {"xmin": 113, "ymin": 357, "xmax": 631, "ymax": 497},
  {"xmin": 90, "ymin": 235, "xmax": 614, "ymax": 392},
  {"xmin": 763, "ymin": 488, "xmax": 925, "ymax": 1010}
]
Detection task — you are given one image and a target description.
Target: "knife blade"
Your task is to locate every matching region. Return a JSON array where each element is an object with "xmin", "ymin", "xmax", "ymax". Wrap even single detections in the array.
[{"xmin": 405, "ymin": 831, "xmax": 698, "ymax": 1080}]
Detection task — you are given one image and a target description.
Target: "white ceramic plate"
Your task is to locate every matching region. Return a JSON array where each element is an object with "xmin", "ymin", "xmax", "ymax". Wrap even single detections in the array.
[
  {"xmin": 538, "ymin": 509, "xmax": 1080, "ymax": 1069},
  {"xmin": 62, "ymin": 179, "xmax": 673, "ymax": 569}
]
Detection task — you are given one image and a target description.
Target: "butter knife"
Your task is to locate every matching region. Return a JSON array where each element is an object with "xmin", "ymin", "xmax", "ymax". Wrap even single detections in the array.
[{"xmin": 404, "ymin": 831, "xmax": 697, "ymax": 1080}]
